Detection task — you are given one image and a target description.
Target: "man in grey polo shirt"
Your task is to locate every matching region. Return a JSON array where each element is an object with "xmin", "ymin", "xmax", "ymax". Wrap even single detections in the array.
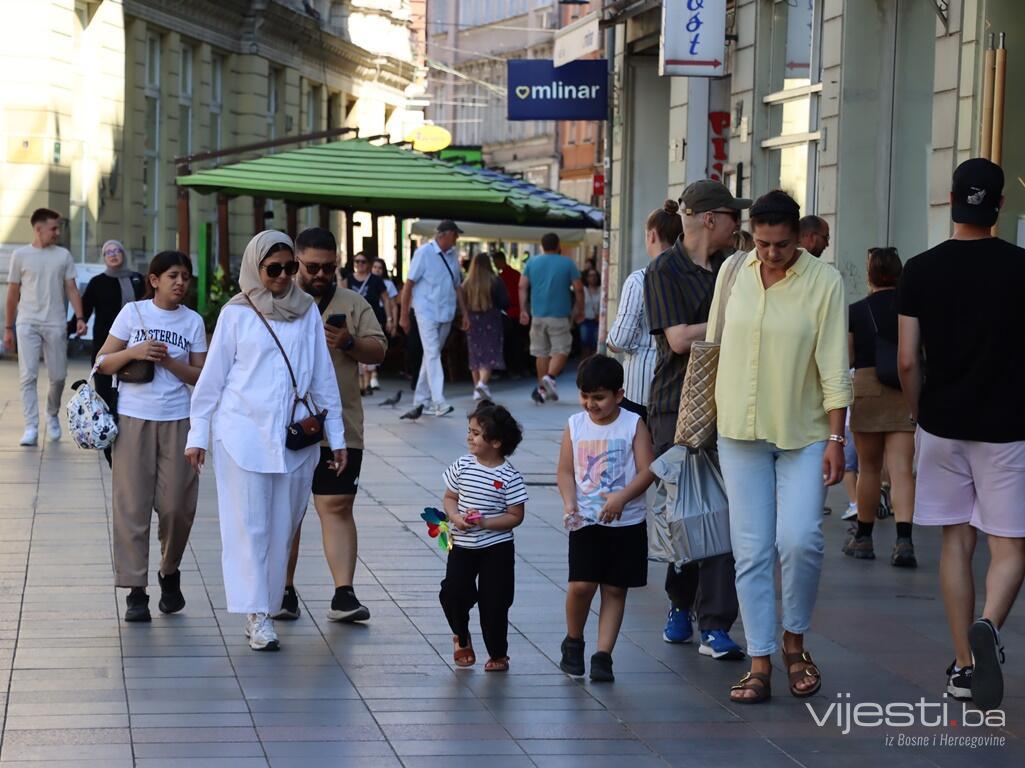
[{"xmin": 399, "ymin": 220, "xmax": 470, "ymax": 419}]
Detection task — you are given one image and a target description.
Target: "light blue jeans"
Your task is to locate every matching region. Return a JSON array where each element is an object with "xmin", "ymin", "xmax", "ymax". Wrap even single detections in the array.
[{"xmin": 717, "ymin": 437, "xmax": 827, "ymax": 657}]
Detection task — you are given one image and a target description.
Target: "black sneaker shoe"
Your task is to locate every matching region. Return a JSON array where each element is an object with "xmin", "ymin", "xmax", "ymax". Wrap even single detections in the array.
[
  {"xmin": 271, "ymin": 585, "xmax": 301, "ymax": 621},
  {"xmin": 559, "ymin": 635, "xmax": 585, "ymax": 677},
  {"xmin": 969, "ymin": 618, "xmax": 1005, "ymax": 710},
  {"xmin": 400, "ymin": 404, "xmax": 424, "ymax": 420},
  {"xmin": 945, "ymin": 660, "xmax": 973, "ymax": 701},
  {"xmin": 589, "ymin": 651, "xmax": 614, "ymax": 682},
  {"xmin": 157, "ymin": 570, "xmax": 186, "ymax": 614},
  {"xmin": 327, "ymin": 586, "xmax": 370, "ymax": 622},
  {"xmin": 530, "ymin": 387, "xmax": 545, "ymax": 405},
  {"xmin": 125, "ymin": 588, "xmax": 151, "ymax": 623},
  {"xmin": 841, "ymin": 534, "xmax": 876, "ymax": 559}
]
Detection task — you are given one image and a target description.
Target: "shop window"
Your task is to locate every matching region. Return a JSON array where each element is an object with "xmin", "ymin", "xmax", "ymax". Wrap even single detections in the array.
[
  {"xmin": 761, "ymin": 0, "xmax": 821, "ymax": 212},
  {"xmin": 178, "ymin": 44, "xmax": 193, "ymax": 154},
  {"xmin": 210, "ymin": 55, "xmax": 224, "ymax": 152}
]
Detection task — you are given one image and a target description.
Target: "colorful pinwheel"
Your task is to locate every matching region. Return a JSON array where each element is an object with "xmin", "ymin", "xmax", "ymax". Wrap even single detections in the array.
[{"xmin": 421, "ymin": 507, "xmax": 453, "ymax": 552}]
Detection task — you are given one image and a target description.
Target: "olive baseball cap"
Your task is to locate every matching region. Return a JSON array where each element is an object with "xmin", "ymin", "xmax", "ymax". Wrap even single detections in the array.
[{"xmin": 679, "ymin": 180, "xmax": 752, "ymax": 215}]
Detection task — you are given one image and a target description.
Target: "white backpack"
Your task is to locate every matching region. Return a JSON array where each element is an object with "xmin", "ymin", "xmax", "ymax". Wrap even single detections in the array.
[{"xmin": 67, "ymin": 364, "xmax": 118, "ymax": 450}]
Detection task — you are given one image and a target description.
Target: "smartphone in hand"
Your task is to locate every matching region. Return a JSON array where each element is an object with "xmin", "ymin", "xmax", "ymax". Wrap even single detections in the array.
[{"xmin": 326, "ymin": 314, "xmax": 347, "ymax": 328}]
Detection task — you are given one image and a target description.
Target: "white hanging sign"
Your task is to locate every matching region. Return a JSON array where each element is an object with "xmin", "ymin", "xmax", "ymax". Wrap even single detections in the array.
[{"xmin": 660, "ymin": 0, "xmax": 727, "ymax": 78}]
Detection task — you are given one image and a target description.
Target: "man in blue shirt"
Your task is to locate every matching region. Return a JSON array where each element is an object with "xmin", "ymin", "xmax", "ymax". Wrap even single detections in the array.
[
  {"xmin": 399, "ymin": 220, "xmax": 469, "ymax": 418},
  {"xmin": 519, "ymin": 232, "xmax": 583, "ymax": 404}
]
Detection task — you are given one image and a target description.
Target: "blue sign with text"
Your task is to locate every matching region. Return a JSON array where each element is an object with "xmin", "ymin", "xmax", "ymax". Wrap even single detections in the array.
[{"xmin": 507, "ymin": 59, "xmax": 608, "ymax": 121}]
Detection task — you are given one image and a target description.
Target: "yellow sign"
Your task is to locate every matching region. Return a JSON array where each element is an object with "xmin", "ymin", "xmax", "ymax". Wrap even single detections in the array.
[{"xmin": 404, "ymin": 124, "xmax": 452, "ymax": 153}]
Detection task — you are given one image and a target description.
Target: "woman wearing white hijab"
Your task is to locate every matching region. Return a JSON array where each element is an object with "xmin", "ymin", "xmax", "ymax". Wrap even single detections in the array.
[{"xmin": 185, "ymin": 231, "xmax": 346, "ymax": 651}]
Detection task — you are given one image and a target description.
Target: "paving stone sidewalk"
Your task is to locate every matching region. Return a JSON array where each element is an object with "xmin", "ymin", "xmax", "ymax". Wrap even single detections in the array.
[{"xmin": 0, "ymin": 358, "xmax": 1021, "ymax": 767}]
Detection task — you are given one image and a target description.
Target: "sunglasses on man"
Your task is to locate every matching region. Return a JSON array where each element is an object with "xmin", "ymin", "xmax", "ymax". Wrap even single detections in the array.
[
  {"xmin": 261, "ymin": 261, "xmax": 300, "ymax": 278},
  {"xmin": 300, "ymin": 261, "xmax": 337, "ymax": 275}
]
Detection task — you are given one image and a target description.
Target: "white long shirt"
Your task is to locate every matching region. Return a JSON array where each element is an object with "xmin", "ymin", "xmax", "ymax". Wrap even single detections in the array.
[
  {"xmin": 186, "ymin": 303, "xmax": 345, "ymax": 473},
  {"xmin": 408, "ymin": 239, "xmax": 461, "ymax": 324}
]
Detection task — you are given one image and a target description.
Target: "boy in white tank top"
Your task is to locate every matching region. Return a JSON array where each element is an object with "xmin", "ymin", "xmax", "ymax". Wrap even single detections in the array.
[{"xmin": 557, "ymin": 355, "xmax": 655, "ymax": 682}]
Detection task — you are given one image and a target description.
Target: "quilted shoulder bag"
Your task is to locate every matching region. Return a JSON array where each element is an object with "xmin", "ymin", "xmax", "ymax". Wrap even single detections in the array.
[
  {"xmin": 673, "ymin": 253, "xmax": 745, "ymax": 449},
  {"xmin": 117, "ymin": 302, "xmax": 155, "ymax": 384},
  {"xmin": 244, "ymin": 296, "xmax": 327, "ymax": 450}
]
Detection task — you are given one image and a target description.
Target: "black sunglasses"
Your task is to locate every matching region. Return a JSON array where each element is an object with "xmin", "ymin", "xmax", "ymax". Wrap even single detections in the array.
[
  {"xmin": 300, "ymin": 261, "xmax": 337, "ymax": 275},
  {"xmin": 261, "ymin": 261, "xmax": 300, "ymax": 278}
]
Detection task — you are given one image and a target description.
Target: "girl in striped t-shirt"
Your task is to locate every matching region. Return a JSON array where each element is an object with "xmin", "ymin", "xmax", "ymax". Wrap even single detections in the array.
[{"xmin": 440, "ymin": 401, "xmax": 528, "ymax": 672}]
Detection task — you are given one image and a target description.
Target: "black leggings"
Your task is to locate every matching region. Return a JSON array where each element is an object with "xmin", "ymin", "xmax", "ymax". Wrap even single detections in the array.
[{"xmin": 439, "ymin": 541, "xmax": 515, "ymax": 660}]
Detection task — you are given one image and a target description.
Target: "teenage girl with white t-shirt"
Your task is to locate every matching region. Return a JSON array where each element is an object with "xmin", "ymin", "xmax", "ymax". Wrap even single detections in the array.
[{"xmin": 96, "ymin": 251, "xmax": 208, "ymax": 623}]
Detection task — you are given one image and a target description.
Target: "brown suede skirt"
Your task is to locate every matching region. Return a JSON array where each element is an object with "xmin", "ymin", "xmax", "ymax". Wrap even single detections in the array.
[{"xmin": 850, "ymin": 367, "xmax": 915, "ymax": 433}]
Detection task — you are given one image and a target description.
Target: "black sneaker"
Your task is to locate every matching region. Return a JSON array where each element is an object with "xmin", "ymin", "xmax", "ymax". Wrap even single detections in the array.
[
  {"xmin": 400, "ymin": 404, "xmax": 424, "ymax": 420},
  {"xmin": 841, "ymin": 534, "xmax": 876, "ymax": 559},
  {"xmin": 157, "ymin": 570, "xmax": 185, "ymax": 614},
  {"xmin": 327, "ymin": 586, "xmax": 370, "ymax": 622},
  {"xmin": 945, "ymin": 660, "xmax": 973, "ymax": 701},
  {"xmin": 530, "ymin": 387, "xmax": 545, "ymax": 405},
  {"xmin": 969, "ymin": 618, "xmax": 1005, "ymax": 710},
  {"xmin": 890, "ymin": 537, "xmax": 917, "ymax": 568},
  {"xmin": 271, "ymin": 585, "xmax": 301, "ymax": 621},
  {"xmin": 559, "ymin": 635, "xmax": 585, "ymax": 677},
  {"xmin": 589, "ymin": 651, "xmax": 614, "ymax": 682},
  {"xmin": 125, "ymin": 588, "xmax": 151, "ymax": 623}
]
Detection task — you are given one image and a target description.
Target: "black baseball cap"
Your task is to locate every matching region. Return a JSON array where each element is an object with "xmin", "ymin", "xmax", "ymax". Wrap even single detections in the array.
[
  {"xmin": 951, "ymin": 158, "xmax": 1003, "ymax": 226},
  {"xmin": 436, "ymin": 219, "xmax": 464, "ymax": 235},
  {"xmin": 679, "ymin": 180, "xmax": 752, "ymax": 215}
]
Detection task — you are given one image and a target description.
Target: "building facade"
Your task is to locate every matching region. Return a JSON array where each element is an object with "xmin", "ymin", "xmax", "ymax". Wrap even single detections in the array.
[
  {"xmin": 604, "ymin": 0, "xmax": 1025, "ymax": 322},
  {"xmin": 0, "ymin": 0, "xmax": 421, "ymax": 281}
]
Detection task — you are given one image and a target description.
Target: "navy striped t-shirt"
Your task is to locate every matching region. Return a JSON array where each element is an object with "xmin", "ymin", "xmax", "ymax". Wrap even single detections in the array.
[{"xmin": 443, "ymin": 455, "xmax": 528, "ymax": 549}]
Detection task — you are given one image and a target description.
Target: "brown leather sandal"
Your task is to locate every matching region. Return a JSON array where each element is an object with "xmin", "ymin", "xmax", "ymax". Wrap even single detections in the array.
[
  {"xmin": 453, "ymin": 635, "xmax": 476, "ymax": 667},
  {"xmin": 783, "ymin": 649, "xmax": 821, "ymax": 698},
  {"xmin": 729, "ymin": 671, "xmax": 771, "ymax": 704},
  {"xmin": 484, "ymin": 656, "xmax": 509, "ymax": 672}
]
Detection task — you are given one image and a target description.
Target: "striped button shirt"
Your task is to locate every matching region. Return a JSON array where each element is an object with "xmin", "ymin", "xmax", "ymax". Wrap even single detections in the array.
[
  {"xmin": 443, "ymin": 455, "xmax": 529, "ymax": 549},
  {"xmin": 643, "ymin": 238, "xmax": 726, "ymax": 452},
  {"xmin": 607, "ymin": 268, "xmax": 657, "ymax": 407}
]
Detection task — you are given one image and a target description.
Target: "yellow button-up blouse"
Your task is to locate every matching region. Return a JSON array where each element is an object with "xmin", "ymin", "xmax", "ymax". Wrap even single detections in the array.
[{"xmin": 706, "ymin": 250, "xmax": 852, "ymax": 450}]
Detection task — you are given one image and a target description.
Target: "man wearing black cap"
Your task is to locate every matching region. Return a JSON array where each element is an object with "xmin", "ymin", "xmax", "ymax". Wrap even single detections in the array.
[
  {"xmin": 898, "ymin": 158, "xmax": 1025, "ymax": 711},
  {"xmin": 644, "ymin": 179, "xmax": 749, "ymax": 660},
  {"xmin": 399, "ymin": 220, "xmax": 469, "ymax": 419}
]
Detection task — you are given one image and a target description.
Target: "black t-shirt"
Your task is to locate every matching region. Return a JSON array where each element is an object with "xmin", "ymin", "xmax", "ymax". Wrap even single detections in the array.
[
  {"xmin": 897, "ymin": 237, "xmax": 1025, "ymax": 443},
  {"xmin": 346, "ymin": 274, "xmax": 388, "ymax": 326},
  {"xmin": 849, "ymin": 289, "xmax": 898, "ymax": 369}
]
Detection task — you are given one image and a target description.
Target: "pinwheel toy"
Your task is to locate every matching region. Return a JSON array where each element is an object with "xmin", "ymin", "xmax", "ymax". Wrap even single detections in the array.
[
  {"xmin": 421, "ymin": 508, "xmax": 484, "ymax": 552},
  {"xmin": 421, "ymin": 507, "xmax": 453, "ymax": 552}
]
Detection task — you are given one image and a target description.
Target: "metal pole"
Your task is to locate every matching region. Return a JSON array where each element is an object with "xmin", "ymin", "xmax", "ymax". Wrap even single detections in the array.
[
  {"xmin": 254, "ymin": 197, "xmax": 266, "ymax": 236},
  {"xmin": 597, "ymin": 21, "xmax": 615, "ymax": 356},
  {"xmin": 197, "ymin": 221, "xmax": 210, "ymax": 315},
  {"xmin": 176, "ymin": 163, "xmax": 191, "ymax": 255},
  {"xmin": 286, "ymin": 203, "xmax": 299, "ymax": 240},
  {"xmin": 217, "ymin": 194, "xmax": 230, "ymax": 275},
  {"xmin": 981, "ymin": 33, "xmax": 995, "ymax": 159},
  {"xmin": 992, "ymin": 33, "xmax": 1007, "ymax": 166},
  {"xmin": 344, "ymin": 209, "xmax": 355, "ymax": 271}
]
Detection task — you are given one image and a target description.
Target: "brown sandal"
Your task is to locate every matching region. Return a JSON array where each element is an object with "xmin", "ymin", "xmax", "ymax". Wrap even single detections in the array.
[
  {"xmin": 782, "ymin": 649, "xmax": 821, "ymax": 698},
  {"xmin": 453, "ymin": 635, "xmax": 475, "ymax": 667},
  {"xmin": 484, "ymin": 656, "xmax": 509, "ymax": 672},
  {"xmin": 729, "ymin": 671, "xmax": 771, "ymax": 704}
]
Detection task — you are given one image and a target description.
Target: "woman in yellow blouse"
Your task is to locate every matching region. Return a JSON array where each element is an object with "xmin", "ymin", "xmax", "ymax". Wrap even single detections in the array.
[{"xmin": 708, "ymin": 190, "xmax": 852, "ymax": 704}]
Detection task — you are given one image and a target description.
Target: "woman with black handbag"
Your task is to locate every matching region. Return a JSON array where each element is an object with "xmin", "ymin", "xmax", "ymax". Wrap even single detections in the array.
[
  {"xmin": 842, "ymin": 247, "xmax": 917, "ymax": 567},
  {"xmin": 95, "ymin": 251, "xmax": 207, "ymax": 623},
  {"xmin": 185, "ymin": 231, "xmax": 346, "ymax": 652}
]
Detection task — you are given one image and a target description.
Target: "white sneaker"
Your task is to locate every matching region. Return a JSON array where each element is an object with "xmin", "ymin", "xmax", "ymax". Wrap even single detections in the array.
[
  {"xmin": 478, "ymin": 382, "xmax": 492, "ymax": 400},
  {"xmin": 541, "ymin": 375, "xmax": 559, "ymax": 401},
  {"xmin": 427, "ymin": 403, "xmax": 455, "ymax": 417},
  {"xmin": 244, "ymin": 612, "xmax": 280, "ymax": 651},
  {"xmin": 46, "ymin": 415, "xmax": 61, "ymax": 442},
  {"xmin": 370, "ymin": 374, "xmax": 380, "ymax": 390},
  {"xmin": 841, "ymin": 503, "xmax": 858, "ymax": 521},
  {"xmin": 19, "ymin": 428, "xmax": 38, "ymax": 447},
  {"xmin": 472, "ymin": 387, "xmax": 483, "ymax": 402}
]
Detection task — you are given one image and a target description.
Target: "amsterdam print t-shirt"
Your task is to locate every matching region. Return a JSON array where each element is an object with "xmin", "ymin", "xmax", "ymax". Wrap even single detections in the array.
[
  {"xmin": 568, "ymin": 409, "xmax": 646, "ymax": 528},
  {"xmin": 443, "ymin": 455, "xmax": 528, "ymax": 549},
  {"xmin": 107, "ymin": 300, "xmax": 207, "ymax": 421}
]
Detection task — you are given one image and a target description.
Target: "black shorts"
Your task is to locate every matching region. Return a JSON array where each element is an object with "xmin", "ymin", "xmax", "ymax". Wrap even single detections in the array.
[
  {"xmin": 568, "ymin": 521, "xmax": 648, "ymax": 588},
  {"xmin": 312, "ymin": 447, "xmax": 363, "ymax": 496}
]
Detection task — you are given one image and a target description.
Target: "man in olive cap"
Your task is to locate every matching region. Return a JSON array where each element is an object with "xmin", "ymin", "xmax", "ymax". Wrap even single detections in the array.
[{"xmin": 644, "ymin": 179, "xmax": 750, "ymax": 659}]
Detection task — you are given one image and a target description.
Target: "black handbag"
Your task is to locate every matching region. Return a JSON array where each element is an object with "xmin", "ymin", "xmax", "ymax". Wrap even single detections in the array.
[
  {"xmin": 244, "ymin": 297, "xmax": 327, "ymax": 450},
  {"xmin": 117, "ymin": 303, "xmax": 155, "ymax": 383},
  {"xmin": 867, "ymin": 303, "xmax": 901, "ymax": 390}
]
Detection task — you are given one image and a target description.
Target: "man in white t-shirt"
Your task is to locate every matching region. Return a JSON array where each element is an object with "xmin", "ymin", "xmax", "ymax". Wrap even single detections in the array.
[{"xmin": 4, "ymin": 208, "xmax": 87, "ymax": 446}]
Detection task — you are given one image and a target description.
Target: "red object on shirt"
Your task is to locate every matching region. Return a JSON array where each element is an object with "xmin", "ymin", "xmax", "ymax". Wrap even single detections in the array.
[{"xmin": 499, "ymin": 264, "xmax": 521, "ymax": 317}]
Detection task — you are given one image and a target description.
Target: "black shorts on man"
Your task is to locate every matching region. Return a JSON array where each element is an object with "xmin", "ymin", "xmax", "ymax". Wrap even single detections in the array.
[{"xmin": 312, "ymin": 447, "xmax": 363, "ymax": 496}]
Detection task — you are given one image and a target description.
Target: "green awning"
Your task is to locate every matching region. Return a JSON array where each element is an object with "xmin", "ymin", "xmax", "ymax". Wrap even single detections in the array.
[{"xmin": 177, "ymin": 139, "xmax": 595, "ymax": 227}]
